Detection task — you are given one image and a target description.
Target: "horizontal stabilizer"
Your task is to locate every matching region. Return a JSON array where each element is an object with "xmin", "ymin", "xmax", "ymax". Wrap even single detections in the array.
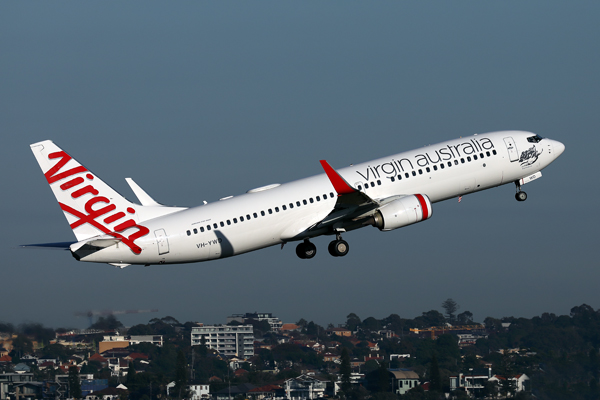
[{"xmin": 20, "ymin": 242, "xmax": 74, "ymax": 250}]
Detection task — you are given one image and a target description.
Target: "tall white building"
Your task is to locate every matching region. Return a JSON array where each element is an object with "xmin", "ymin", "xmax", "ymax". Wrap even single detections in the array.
[{"xmin": 191, "ymin": 325, "xmax": 254, "ymax": 358}]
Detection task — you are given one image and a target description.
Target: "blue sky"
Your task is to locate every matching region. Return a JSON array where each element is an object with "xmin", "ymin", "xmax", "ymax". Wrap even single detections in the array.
[{"xmin": 1, "ymin": 1, "xmax": 598, "ymax": 329}]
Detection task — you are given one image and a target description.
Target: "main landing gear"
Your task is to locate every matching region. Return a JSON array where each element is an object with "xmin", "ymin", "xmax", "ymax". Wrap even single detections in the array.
[
  {"xmin": 515, "ymin": 181, "xmax": 527, "ymax": 202},
  {"xmin": 328, "ymin": 232, "xmax": 349, "ymax": 257},
  {"xmin": 296, "ymin": 239, "xmax": 317, "ymax": 259},
  {"xmin": 295, "ymin": 233, "xmax": 350, "ymax": 259}
]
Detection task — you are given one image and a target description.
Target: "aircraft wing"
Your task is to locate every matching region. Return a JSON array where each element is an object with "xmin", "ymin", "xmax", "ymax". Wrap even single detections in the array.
[{"xmin": 314, "ymin": 160, "xmax": 393, "ymax": 229}]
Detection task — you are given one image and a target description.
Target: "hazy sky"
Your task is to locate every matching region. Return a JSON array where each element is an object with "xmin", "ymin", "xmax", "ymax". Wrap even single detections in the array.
[{"xmin": 1, "ymin": 2, "xmax": 598, "ymax": 330}]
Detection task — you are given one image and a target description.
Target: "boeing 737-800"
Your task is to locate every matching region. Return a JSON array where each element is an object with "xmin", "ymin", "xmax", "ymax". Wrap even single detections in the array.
[{"xmin": 28, "ymin": 131, "xmax": 564, "ymax": 267}]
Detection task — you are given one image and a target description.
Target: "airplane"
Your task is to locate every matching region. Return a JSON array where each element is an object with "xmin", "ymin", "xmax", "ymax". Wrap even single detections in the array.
[{"xmin": 28, "ymin": 131, "xmax": 564, "ymax": 267}]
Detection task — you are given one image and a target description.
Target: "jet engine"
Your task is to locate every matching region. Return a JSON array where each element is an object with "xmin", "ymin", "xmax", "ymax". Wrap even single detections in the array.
[{"xmin": 369, "ymin": 194, "xmax": 432, "ymax": 231}]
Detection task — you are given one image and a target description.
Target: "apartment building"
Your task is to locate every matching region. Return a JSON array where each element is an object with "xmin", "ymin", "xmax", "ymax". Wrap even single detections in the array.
[{"xmin": 191, "ymin": 325, "xmax": 254, "ymax": 358}]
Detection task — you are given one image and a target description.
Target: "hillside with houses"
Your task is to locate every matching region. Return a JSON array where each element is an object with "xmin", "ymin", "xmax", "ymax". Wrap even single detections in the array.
[{"xmin": 2, "ymin": 302, "xmax": 600, "ymax": 400}]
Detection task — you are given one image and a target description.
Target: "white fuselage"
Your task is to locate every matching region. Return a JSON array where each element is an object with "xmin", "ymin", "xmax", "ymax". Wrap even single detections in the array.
[{"xmin": 73, "ymin": 130, "xmax": 564, "ymax": 265}]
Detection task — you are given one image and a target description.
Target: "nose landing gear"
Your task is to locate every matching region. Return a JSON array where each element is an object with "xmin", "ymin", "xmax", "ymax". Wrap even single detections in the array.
[{"xmin": 515, "ymin": 181, "xmax": 527, "ymax": 202}]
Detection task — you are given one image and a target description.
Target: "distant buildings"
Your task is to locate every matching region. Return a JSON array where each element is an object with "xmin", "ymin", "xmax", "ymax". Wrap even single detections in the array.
[
  {"xmin": 227, "ymin": 313, "xmax": 283, "ymax": 331},
  {"xmin": 99, "ymin": 335, "xmax": 163, "ymax": 353},
  {"xmin": 191, "ymin": 325, "xmax": 254, "ymax": 358}
]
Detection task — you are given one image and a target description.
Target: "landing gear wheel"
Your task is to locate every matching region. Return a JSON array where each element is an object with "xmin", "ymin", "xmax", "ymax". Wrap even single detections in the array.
[
  {"xmin": 515, "ymin": 191, "xmax": 527, "ymax": 202},
  {"xmin": 328, "ymin": 240, "xmax": 349, "ymax": 257},
  {"xmin": 296, "ymin": 241, "xmax": 316, "ymax": 259}
]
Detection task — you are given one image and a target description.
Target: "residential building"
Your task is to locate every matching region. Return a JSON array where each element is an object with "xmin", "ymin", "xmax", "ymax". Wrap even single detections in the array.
[
  {"xmin": 284, "ymin": 374, "xmax": 327, "ymax": 400},
  {"xmin": 389, "ymin": 370, "xmax": 420, "ymax": 395},
  {"xmin": 228, "ymin": 313, "xmax": 283, "ymax": 331},
  {"xmin": 449, "ymin": 367, "xmax": 492, "ymax": 396},
  {"xmin": 99, "ymin": 335, "xmax": 163, "ymax": 353},
  {"xmin": 191, "ymin": 325, "xmax": 254, "ymax": 358}
]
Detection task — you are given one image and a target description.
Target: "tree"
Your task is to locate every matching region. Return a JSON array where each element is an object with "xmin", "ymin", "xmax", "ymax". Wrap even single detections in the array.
[
  {"xmin": 441, "ymin": 299, "xmax": 459, "ymax": 323},
  {"xmin": 173, "ymin": 350, "xmax": 188, "ymax": 399},
  {"xmin": 340, "ymin": 347, "xmax": 351, "ymax": 394},
  {"xmin": 429, "ymin": 355, "xmax": 442, "ymax": 393},
  {"xmin": 346, "ymin": 313, "xmax": 361, "ymax": 331},
  {"xmin": 456, "ymin": 311, "xmax": 473, "ymax": 325},
  {"xmin": 68, "ymin": 366, "xmax": 82, "ymax": 399},
  {"xmin": 90, "ymin": 315, "xmax": 123, "ymax": 330}
]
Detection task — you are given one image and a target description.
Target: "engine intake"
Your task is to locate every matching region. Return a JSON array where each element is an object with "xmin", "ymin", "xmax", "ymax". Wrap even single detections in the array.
[{"xmin": 370, "ymin": 194, "xmax": 432, "ymax": 231}]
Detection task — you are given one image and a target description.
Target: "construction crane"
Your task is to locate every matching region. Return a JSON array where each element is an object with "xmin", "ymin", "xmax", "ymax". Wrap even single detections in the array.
[{"xmin": 410, "ymin": 324, "xmax": 485, "ymax": 339}]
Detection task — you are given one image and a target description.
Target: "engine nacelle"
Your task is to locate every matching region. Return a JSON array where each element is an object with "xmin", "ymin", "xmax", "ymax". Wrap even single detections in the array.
[{"xmin": 370, "ymin": 194, "xmax": 432, "ymax": 231}]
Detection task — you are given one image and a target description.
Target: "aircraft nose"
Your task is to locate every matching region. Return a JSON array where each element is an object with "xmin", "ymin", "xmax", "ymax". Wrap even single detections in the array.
[{"xmin": 553, "ymin": 140, "xmax": 565, "ymax": 157}]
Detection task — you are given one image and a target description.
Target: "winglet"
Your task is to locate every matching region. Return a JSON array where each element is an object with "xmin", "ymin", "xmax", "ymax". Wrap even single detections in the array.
[{"xmin": 320, "ymin": 160, "xmax": 356, "ymax": 195}]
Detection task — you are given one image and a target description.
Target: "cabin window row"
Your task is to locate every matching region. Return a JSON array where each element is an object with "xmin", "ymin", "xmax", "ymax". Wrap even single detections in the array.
[
  {"xmin": 358, "ymin": 150, "xmax": 498, "ymax": 187},
  {"xmin": 186, "ymin": 192, "xmax": 336, "ymax": 236}
]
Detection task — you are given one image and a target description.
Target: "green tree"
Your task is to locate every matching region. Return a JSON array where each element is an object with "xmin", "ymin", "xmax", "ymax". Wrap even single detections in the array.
[
  {"xmin": 68, "ymin": 366, "xmax": 82, "ymax": 399},
  {"xmin": 173, "ymin": 350, "xmax": 188, "ymax": 399},
  {"xmin": 441, "ymin": 299, "xmax": 459, "ymax": 323},
  {"xmin": 346, "ymin": 313, "xmax": 361, "ymax": 331},
  {"xmin": 429, "ymin": 355, "xmax": 442, "ymax": 393},
  {"xmin": 340, "ymin": 347, "xmax": 351, "ymax": 394}
]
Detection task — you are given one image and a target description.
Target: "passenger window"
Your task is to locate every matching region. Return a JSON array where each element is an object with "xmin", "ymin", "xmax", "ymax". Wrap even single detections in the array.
[
  {"xmin": 426, "ymin": 167, "xmax": 430, "ymax": 172},
  {"xmin": 467, "ymin": 156, "xmax": 471, "ymax": 162},
  {"xmin": 268, "ymin": 209, "xmax": 272, "ymax": 214},
  {"xmin": 227, "ymin": 220, "xmax": 231, "ymax": 225},
  {"xmin": 412, "ymin": 171, "xmax": 416, "ymax": 176},
  {"xmin": 433, "ymin": 165, "xmax": 437, "ymax": 171},
  {"xmin": 316, "ymin": 196, "xmax": 320, "ymax": 201},
  {"xmin": 461, "ymin": 158, "xmax": 465, "ymax": 163},
  {"xmin": 193, "ymin": 228, "xmax": 198, "ymax": 234},
  {"xmin": 370, "ymin": 182, "xmax": 375, "ymax": 187},
  {"xmin": 440, "ymin": 163, "xmax": 445, "ymax": 169},
  {"xmin": 207, "ymin": 225, "xmax": 211, "ymax": 231},
  {"xmin": 253, "ymin": 213, "xmax": 258, "ymax": 218},
  {"xmin": 398, "ymin": 175, "xmax": 402, "ymax": 180},
  {"xmin": 454, "ymin": 160, "xmax": 459, "ymax": 165},
  {"xmin": 493, "ymin": 150, "xmax": 497, "ymax": 155},
  {"xmin": 220, "ymin": 221, "xmax": 224, "ymax": 227},
  {"xmin": 448, "ymin": 162, "xmax": 452, "ymax": 167},
  {"xmin": 473, "ymin": 155, "xmax": 477, "ymax": 160},
  {"xmin": 330, "ymin": 192, "xmax": 334, "ymax": 198},
  {"xmin": 233, "ymin": 218, "xmax": 238, "ymax": 223},
  {"xmin": 213, "ymin": 223, "xmax": 218, "ymax": 229},
  {"xmin": 418, "ymin": 169, "xmax": 423, "ymax": 175},
  {"xmin": 309, "ymin": 198, "xmax": 314, "ymax": 203},
  {"xmin": 240, "ymin": 216, "xmax": 244, "ymax": 222},
  {"xmin": 281, "ymin": 205, "xmax": 285, "ymax": 211},
  {"xmin": 480, "ymin": 153, "xmax": 484, "ymax": 158},
  {"xmin": 357, "ymin": 185, "xmax": 362, "ymax": 190},
  {"xmin": 261, "ymin": 211, "xmax": 265, "ymax": 216},
  {"xmin": 289, "ymin": 203, "xmax": 294, "ymax": 209},
  {"xmin": 405, "ymin": 173, "xmax": 409, "ymax": 178},
  {"xmin": 296, "ymin": 201, "xmax": 301, "ymax": 207},
  {"xmin": 390, "ymin": 176, "xmax": 395, "ymax": 182},
  {"xmin": 187, "ymin": 230, "xmax": 191, "ymax": 236},
  {"xmin": 377, "ymin": 180, "xmax": 381, "ymax": 185},
  {"xmin": 303, "ymin": 200, "xmax": 307, "ymax": 205},
  {"xmin": 247, "ymin": 214, "xmax": 251, "ymax": 220},
  {"xmin": 486, "ymin": 151, "xmax": 490, "ymax": 157},
  {"xmin": 200, "ymin": 227, "xmax": 205, "ymax": 232}
]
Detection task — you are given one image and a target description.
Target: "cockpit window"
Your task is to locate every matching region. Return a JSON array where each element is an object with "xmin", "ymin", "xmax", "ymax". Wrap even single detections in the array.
[{"xmin": 527, "ymin": 134, "xmax": 544, "ymax": 143}]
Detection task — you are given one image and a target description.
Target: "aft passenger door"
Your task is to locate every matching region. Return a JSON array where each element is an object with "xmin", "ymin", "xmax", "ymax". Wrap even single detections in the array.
[{"xmin": 154, "ymin": 229, "xmax": 170, "ymax": 255}]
